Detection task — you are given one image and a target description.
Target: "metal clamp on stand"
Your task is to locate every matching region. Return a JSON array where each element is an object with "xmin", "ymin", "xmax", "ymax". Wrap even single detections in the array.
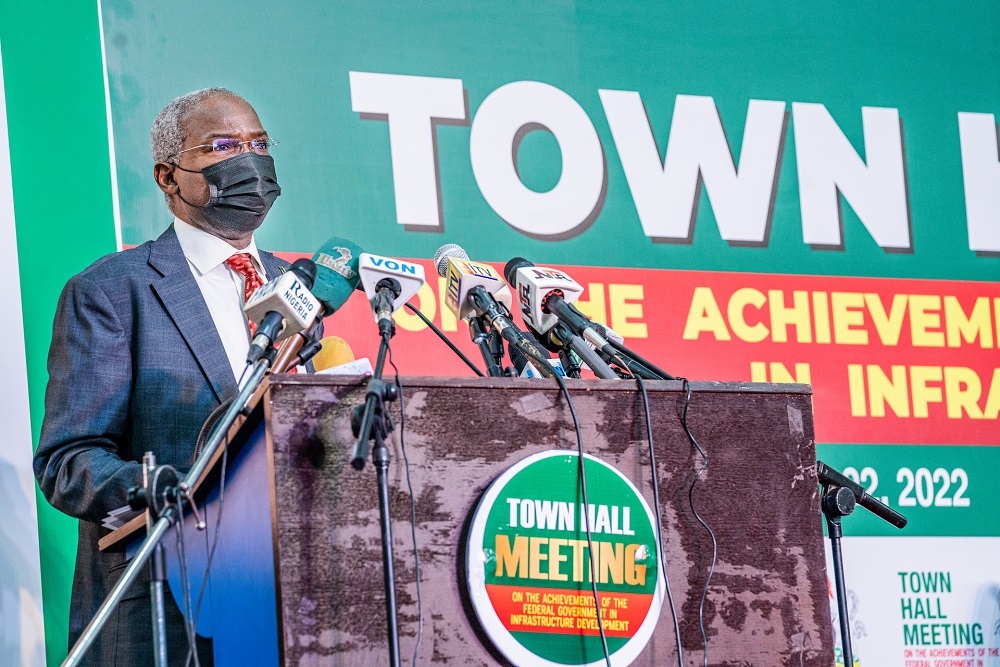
[
  {"xmin": 817, "ymin": 460, "xmax": 907, "ymax": 667},
  {"xmin": 136, "ymin": 452, "xmax": 181, "ymax": 667},
  {"xmin": 349, "ymin": 327, "xmax": 402, "ymax": 667},
  {"xmin": 469, "ymin": 316, "xmax": 504, "ymax": 377}
]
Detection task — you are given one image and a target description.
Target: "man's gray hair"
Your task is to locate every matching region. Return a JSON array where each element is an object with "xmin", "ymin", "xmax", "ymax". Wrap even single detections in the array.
[{"xmin": 150, "ymin": 87, "xmax": 243, "ymax": 163}]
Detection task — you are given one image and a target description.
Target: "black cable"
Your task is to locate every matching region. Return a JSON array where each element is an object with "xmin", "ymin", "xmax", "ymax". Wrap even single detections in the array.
[
  {"xmin": 542, "ymin": 366, "xmax": 611, "ymax": 667},
  {"xmin": 185, "ymin": 359, "xmax": 249, "ymax": 667},
  {"xmin": 193, "ymin": 397, "xmax": 233, "ymax": 460},
  {"xmin": 184, "ymin": 364, "xmax": 251, "ymax": 667},
  {"xmin": 387, "ymin": 348, "xmax": 423, "ymax": 667},
  {"xmin": 171, "ymin": 496, "xmax": 201, "ymax": 667},
  {"xmin": 608, "ymin": 339, "xmax": 676, "ymax": 380},
  {"xmin": 185, "ymin": 432, "xmax": 228, "ymax": 667},
  {"xmin": 679, "ymin": 378, "xmax": 717, "ymax": 667},
  {"xmin": 403, "ymin": 302, "xmax": 485, "ymax": 377},
  {"xmin": 605, "ymin": 351, "xmax": 664, "ymax": 381},
  {"xmin": 633, "ymin": 374, "xmax": 684, "ymax": 667}
]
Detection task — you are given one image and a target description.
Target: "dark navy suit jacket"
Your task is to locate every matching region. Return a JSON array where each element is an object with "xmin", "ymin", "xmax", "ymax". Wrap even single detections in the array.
[{"xmin": 34, "ymin": 224, "xmax": 288, "ymax": 666}]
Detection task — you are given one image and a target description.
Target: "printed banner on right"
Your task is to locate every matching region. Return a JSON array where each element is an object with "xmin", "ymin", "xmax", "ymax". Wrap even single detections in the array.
[{"xmin": 827, "ymin": 537, "xmax": 1000, "ymax": 667}]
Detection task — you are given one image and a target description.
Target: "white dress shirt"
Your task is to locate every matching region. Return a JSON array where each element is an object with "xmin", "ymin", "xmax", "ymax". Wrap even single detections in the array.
[{"xmin": 173, "ymin": 217, "xmax": 267, "ymax": 381}]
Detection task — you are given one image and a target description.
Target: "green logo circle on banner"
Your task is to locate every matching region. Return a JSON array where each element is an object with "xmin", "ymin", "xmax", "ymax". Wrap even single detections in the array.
[{"xmin": 466, "ymin": 450, "xmax": 665, "ymax": 666}]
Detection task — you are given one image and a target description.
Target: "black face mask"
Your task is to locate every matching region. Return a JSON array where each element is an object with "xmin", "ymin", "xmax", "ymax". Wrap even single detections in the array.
[{"xmin": 175, "ymin": 152, "xmax": 281, "ymax": 234}]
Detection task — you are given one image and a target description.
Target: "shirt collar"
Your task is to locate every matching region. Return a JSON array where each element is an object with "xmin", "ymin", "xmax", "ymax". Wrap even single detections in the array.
[{"xmin": 173, "ymin": 217, "xmax": 266, "ymax": 280}]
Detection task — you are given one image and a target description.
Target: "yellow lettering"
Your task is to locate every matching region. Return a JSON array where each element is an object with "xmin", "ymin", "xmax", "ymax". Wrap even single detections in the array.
[
  {"xmin": 910, "ymin": 365, "xmax": 944, "ymax": 417},
  {"xmin": 813, "ymin": 292, "xmax": 832, "ymax": 344},
  {"xmin": 573, "ymin": 283, "xmax": 607, "ymax": 325},
  {"xmin": 751, "ymin": 361, "xmax": 811, "ymax": 384},
  {"xmin": 569, "ymin": 539, "xmax": 588, "ymax": 583},
  {"xmin": 832, "ymin": 292, "xmax": 868, "ymax": 345},
  {"xmin": 495, "ymin": 535, "xmax": 528, "ymax": 578},
  {"xmin": 864, "ymin": 293, "xmax": 907, "ymax": 345},
  {"xmin": 769, "ymin": 362, "xmax": 811, "ymax": 385},
  {"xmin": 945, "ymin": 296, "xmax": 994, "ymax": 348},
  {"xmin": 943, "ymin": 366, "xmax": 984, "ymax": 419},
  {"xmin": 624, "ymin": 544, "xmax": 646, "ymax": 586},
  {"xmin": 728, "ymin": 288, "xmax": 768, "ymax": 343},
  {"xmin": 682, "ymin": 287, "xmax": 731, "ymax": 341},
  {"xmin": 984, "ymin": 369, "xmax": 1000, "ymax": 419},
  {"xmin": 609, "ymin": 284, "xmax": 647, "ymax": 339},
  {"xmin": 995, "ymin": 298, "xmax": 1000, "ymax": 349},
  {"xmin": 768, "ymin": 290, "xmax": 812, "ymax": 343},
  {"xmin": 598, "ymin": 542, "xmax": 624, "ymax": 585},
  {"xmin": 548, "ymin": 538, "xmax": 568, "ymax": 582},
  {"xmin": 848, "ymin": 364, "xmax": 867, "ymax": 416},
  {"xmin": 868, "ymin": 365, "xmax": 910, "ymax": 417},
  {"xmin": 529, "ymin": 537, "xmax": 548, "ymax": 580},
  {"xmin": 909, "ymin": 295, "xmax": 944, "ymax": 347}
]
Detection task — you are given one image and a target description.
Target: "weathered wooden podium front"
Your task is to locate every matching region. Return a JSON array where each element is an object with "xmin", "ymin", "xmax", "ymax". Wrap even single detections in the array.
[
  {"xmin": 103, "ymin": 375, "xmax": 833, "ymax": 665},
  {"xmin": 262, "ymin": 376, "xmax": 832, "ymax": 666}
]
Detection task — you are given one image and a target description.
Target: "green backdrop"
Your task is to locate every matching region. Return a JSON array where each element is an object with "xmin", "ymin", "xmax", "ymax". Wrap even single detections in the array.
[{"xmin": 2, "ymin": 1, "xmax": 997, "ymax": 665}]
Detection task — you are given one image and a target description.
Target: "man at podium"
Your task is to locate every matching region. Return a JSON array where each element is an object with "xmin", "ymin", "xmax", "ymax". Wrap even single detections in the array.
[{"xmin": 34, "ymin": 88, "xmax": 288, "ymax": 666}]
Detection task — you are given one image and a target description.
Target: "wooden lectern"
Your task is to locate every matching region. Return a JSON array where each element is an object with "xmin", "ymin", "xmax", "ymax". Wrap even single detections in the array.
[{"xmin": 102, "ymin": 375, "xmax": 834, "ymax": 666}]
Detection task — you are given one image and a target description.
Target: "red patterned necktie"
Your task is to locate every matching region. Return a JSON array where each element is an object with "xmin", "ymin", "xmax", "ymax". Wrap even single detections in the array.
[{"xmin": 224, "ymin": 253, "xmax": 264, "ymax": 336}]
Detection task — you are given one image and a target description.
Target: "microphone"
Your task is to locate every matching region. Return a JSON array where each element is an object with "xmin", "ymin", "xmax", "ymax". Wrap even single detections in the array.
[
  {"xmin": 271, "ymin": 237, "xmax": 364, "ymax": 371},
  {"xmin": 504, "ymin": 257, "xmax": 670, "ymax": 380},
  {"xmin": 245, "ymin": 258, "xmax": 320, "ymax": 364},
  {"xmin": 434, "ymin": 244, "xmax": 554, "ymax": 377},
  {"xmin": 433, "ymin": 244, "xmax": 514, "ymax": 319},
  {"xmin": 504, "ymin": 259, "xmax": 585, "ymax": 335},
  {"xmin": 314, "ymin": 336, "xmax": 375, "ymax": 376},
  {"xmin": 358, "ymin": 253, "xmax": 426, "ymax": 336},
  {"xmin": 507, "ymin": 329, "xmax": 566, "ymax": 378},
  {"xmin": 817, "ymin": 461, "xmax": 907, "ymax": 528},
  {"xmin": 504, "ymin": 257, "xmax": 620, "ymax": 356},
  {"xmin": 312, "ymin": 336, "xmax": 355, "ymax": 370},
  {"xmin": 311, "ymin": 236, "xmax": 364, "ymax": 314}
]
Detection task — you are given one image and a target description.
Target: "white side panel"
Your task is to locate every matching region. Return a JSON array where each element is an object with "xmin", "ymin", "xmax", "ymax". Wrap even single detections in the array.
[{"xmin": 0, "ymin": 39, "xmax": 48, "ymax": 667}]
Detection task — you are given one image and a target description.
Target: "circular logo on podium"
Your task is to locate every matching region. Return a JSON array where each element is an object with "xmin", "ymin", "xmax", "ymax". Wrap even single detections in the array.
[{"xmin": 466, "ymin": 450, "xmax": 665, "ymax": 666}]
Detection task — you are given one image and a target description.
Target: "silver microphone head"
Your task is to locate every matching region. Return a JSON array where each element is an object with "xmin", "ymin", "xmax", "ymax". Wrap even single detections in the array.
[{"xmin": 433, "ymin": 243, "xmax": 469, "ymax": 277}]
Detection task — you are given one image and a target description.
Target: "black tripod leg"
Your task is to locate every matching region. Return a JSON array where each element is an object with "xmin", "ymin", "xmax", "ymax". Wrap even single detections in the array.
[
  {"xmin": 373, "ymin": 421, "xmax": 401, "ymax": 667},
  {"xmin": 822, "ymin": 485, "xmax": 856, "ymax": 667}
]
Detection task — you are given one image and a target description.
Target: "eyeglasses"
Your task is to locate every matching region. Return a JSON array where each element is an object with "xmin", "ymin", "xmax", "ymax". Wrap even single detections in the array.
[{"xmin": 172, "ymin": 137, "xmax": 278, "ymax": 160}]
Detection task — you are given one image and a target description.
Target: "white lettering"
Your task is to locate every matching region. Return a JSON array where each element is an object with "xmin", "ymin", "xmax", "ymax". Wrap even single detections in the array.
[
  {"xmin": 958, "ymin": 112, "xmax": 1000, "ymax": 252},
  {"xmin": 600, "ymin": 91, "xmax": 786, "ymax": 244},
  {"xmin": 349, "ymin": 72, "xmax": 466, "ymax": 228},
  {"xmin": 470, "ymin": 81, "xmax": 605, "ymax": 237},
  {"xmin": 507, "ymin": 497, "xmax": 520, "ymax": 527},
  {"xmin": 792, "ymin": 103, "xmax": 911, "ymax": 249}
]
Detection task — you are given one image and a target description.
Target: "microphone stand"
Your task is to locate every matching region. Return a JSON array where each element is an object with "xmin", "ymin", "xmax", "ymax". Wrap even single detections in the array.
[
  {"xmin": 62, "ymin": 351, "xmax": 276, "ymax": 667},
  {"xmin": 469, "ymin": 316, "xmax": 503, "ymax": 377},
  {"xmin": 558, "ymin": 349, "xmax": 582, "ymax": 378},
  {"xmin": 817, "ymin": 460, "xmax": 907, "ymax": 667},
  {"xmin": 349, "ymin": 323, "xmax": 402, "ymax": 667},
  {"xmin": 488, "ymin": 326, "xmax": 506, "ymax": 375},
  {"xmin": 551, "ymin": 322, "xmax": 618, "ymax": 379}
]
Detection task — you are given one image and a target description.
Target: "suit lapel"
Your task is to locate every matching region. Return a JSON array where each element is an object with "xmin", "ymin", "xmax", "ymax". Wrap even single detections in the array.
[
  {"xmin": 147, "ymin": 225, "xmax": 239, "ymax": 404},
  {"xmin": 258, "ymin": 252, "xmax": 286, "ymax": 282}
]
